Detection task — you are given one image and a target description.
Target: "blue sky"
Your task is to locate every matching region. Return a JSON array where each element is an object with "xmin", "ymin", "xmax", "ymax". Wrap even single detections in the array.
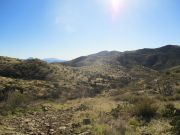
[{"xmin": 0, "ymin": 0, "xmax": 180, "ymax": 60}]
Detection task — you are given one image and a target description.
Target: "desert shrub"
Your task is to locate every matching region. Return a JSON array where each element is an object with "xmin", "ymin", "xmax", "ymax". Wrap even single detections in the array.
[
  {"xmin": 93, "ymin": 123, "xmax": 126, "ymax": 135},
  {"xmin": 157, "ymin": 79, "xmax": 174, "ymax": 96},
  {"xmin": 93, "ymin": 124, "xmax": 106, "ymax": 135},
  {"xmin": 127, "ymin": 95, "xmax": 143, "ymax": 104},
  {"xmin": 176, "ymin": 88, "xmax": 180, "ymax": 94},
  {"xmin": 173, "ymin": 94, "xmax": 180, "ymax": 100},
  {"xmin": 114, "ymin": 93, "xmax": 143, "ymax": 104},
  {"xmin": 165, "ymin": 95, "xmax": 180, "ymax": 101},
  {"xmin": 49, "ymin": 88, "xmax": 62, "ymax": 99},
  {"xmin": 162, "ymin": 103, "xmax": 176, "ymax": 117},
  {"xmin": 111, "ymin": 103, "xmax": 130, "ymax": 119},
  {"xmin": 168, "ymin": 106, "xmax": 180, "ymax": 135},
  {"xmin": 0, "ymin": 90, "xmax": 4, "ymax": 101},
  {"xmin": 128, "ymin": 118, "xmax": 141, "ymax": 127},
  {"xmin": 166, "ymin": 71, "xmax": 171, "ymax": 75},
  {"xmin": 171, "ymin": 115, "xmax": 180, "ymax": 135},
  {"xmin": 111, "ymin": 104, "xmax": 122, "ymax": 118},
  {"xmin": 132, "ymin": 98, "xmax": 157, "ymax": 122},
  {"xmin": 103, "ymin": 126, "xmax": 125, "ymax": 135},
  {"xmin": 47, "ymin": 82, "xmax": 62, "ymax": 99},
  {"xmin": 6, "ymin": 92, "xmax": 28, "ymax": 112}
]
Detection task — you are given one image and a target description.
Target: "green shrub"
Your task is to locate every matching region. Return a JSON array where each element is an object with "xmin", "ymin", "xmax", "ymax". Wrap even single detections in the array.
[
  {"xmin": 93, "ymin": 124, "xmax": 105, "ymax": 135},
  {"xmin": 132, "ymin": 98, "xmax": 157, "ymax": 122},
  {"xmin": 0, "ymin": 59, "xmax": 54, "ymax": 80},
  {"xmin": 6, "ymin": 92, "xmax": 28, "ymax": 111}
]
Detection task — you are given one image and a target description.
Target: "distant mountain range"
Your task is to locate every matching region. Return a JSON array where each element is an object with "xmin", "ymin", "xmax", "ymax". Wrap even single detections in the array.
[
  {"xmin": 42, "ymin": 58, "xmax": 66, "ymax": 63},
  {"xmin": 27, "ymin": 57, "xmax": 65, "ymax": 63}
]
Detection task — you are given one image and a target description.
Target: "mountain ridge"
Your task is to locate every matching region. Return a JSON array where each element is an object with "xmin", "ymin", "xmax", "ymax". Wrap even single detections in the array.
[{"xmin": 63, "ymin": 45, "xmax": 180, "ymax": 70}]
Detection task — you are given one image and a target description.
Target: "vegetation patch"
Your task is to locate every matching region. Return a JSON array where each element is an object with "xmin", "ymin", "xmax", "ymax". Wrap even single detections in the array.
[{"xmin": 131, "ymin": 97, "xmax": 158, "ymax": 122}]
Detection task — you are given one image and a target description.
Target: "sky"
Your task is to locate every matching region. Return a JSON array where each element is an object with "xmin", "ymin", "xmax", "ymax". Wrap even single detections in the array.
[{"xmin": 0, "ymin": 0, "xmax": 180, "ymax": 60}]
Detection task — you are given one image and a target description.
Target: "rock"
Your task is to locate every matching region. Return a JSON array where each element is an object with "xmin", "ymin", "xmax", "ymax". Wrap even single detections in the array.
[
  {"xmin": 79, "ymin": 131, "xmax": 91, "ymax": 135},
  {"xmin": 65, "ymin": 123, "xmax": 72, "ymax": 127},
  {"xmin": 37, "ymin": 131, "xmax": 45, "ymax": 135},
  {"xmin": 51, "ymin": 116, "xmax": 57, "ymax": 120},
  {"xmin": 59, "ymin": 126, "xmax": 67, "ymax": 130},
  {"xmin": 28, "ymin": 122, "xmax": 35, "ymax": 127},
  {"xmin": 41, "ymin": 105, "xmax": 49, "ymax": 112},
  {"xmin": 29, "ymin": 132, "xmax": 36, "ymax": 135},
  {"xmin": 72, "ymin": 123, "xmax": 81, "ymax": 128},
  {"xmin": 83, "ymin": 119, "xmax": 91, "ymax": 125},
  {"xmin": 52, "ymin": 122, "xmax": 58, "ymax": 126},
  {"xmin": 58, "ymin": 126, "xmax": 68, "ymax": 134},
  {"xmin": 24, "ymin": 118, "xmax": 31, "ymax": 123},
  {"xmin": 49, "ymin": 128, "xmax": 55, "ymax": 134},
  {"xmin": 28, "ymin": 112, "xmax": 37, "ymax": 115},
  {"xmin": 73, "ymin": 104, "xmax": 88, "ymax": 111},
  {"xmin": 47, "ymin": 128, "xmax": 55, "ymax": 135},
  {"xmin": 1, "ymin": 103, "xmax": 76, "ymax": 135},
  {"xmin": 44, "ymin": 123, "xmax": 51, "ymax": 128}
]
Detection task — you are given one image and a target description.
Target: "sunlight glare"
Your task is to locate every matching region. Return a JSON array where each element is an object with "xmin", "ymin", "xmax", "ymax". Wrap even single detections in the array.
[
  {"xmin": 111, "ymin": 0, "xmax": 120, "ymax": 12},
  {"xmin": 109, "ymin": 0, "xmax": 124, "ymax": 18}
]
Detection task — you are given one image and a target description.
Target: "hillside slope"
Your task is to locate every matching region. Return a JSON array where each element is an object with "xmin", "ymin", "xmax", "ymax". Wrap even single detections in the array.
[
  {"xmin": 118, "ymin": 45, "xmax": 180, "ymax": 70},
  {"xmin": 63, "ymin": 45, "xmax": 180, "ymax": 70}
]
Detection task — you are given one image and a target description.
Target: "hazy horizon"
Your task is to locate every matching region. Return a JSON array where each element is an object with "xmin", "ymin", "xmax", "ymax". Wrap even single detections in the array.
[{"xmin": 1, "ymin": 0, "xmax": 180, "ymax": 60}]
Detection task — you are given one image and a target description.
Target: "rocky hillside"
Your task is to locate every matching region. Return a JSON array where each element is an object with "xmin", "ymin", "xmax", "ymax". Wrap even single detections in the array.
[
  {"xmin": 63, "ymin": 45, "xmax": 180, "ymax": 70},
  {"xmin": 118, "ymin": 45, "xmax": 180, "ymax": 70},
  {"xmin": 63, "ymin": 51, "xmax": 121, "ymax": 67}
]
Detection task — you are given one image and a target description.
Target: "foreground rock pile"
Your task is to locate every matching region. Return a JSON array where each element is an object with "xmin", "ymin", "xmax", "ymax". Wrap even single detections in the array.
[{"xmin": 1, "ymin": 104, "xmax": 91, "ymax": 135}]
